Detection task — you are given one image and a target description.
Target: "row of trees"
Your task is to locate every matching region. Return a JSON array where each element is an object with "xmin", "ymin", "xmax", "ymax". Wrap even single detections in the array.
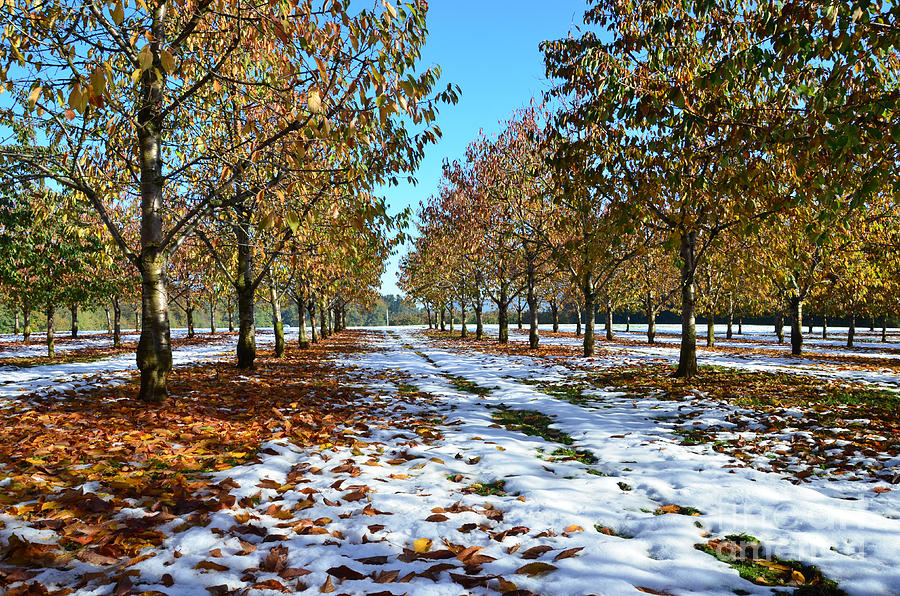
[
  {"xmin": 1, "ymin": 0, "xmax": 458, "ymax": 400},
  {"xmin": 401, "ymin": 0, "xmax": 900, "ymax": 377}
]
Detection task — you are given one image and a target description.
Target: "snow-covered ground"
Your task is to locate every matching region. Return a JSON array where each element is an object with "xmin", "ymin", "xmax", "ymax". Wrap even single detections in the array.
[
  {"xmin": 0, "ymin": 328, "xmax": 290, "ymax": 404},
  {"xmin": 1, "ymin": 327, "xmax": 898, "ymax": 594}
]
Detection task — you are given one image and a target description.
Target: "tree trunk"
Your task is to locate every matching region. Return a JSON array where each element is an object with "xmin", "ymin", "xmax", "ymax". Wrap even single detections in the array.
[
  {"xmin": 460, "ymin": 302, "xmax": 468, "ymax": 339},
  {"xmin": 822, "ymin": 315, "xmax": 828, "ymax": 339},
  {"xmin": 308, "ymin": 299, "xmax": 318, "ymax": 344},
  {"xmin": 137, "ymin": 253, "xmax": 173, "ymax": 402},
  {"xmin": 808, "ymin": 318, "xmax": 813, "ymax": 335},
  {"xmin": 269, "ymin": 285, "xmax": 284, "ymax": 357},
  {"xmin": 526, "ymin": 260, "xmax": 539, "ymax": 349},
  {"xmin": 113, "ymin": 295, "xmax": 122, "ymax": 348},
  {"xmin": 604, "ymin": 298, "xmax": 613, "ymax": 341},
  {"xmin": 134, "ymin": 307, "xmax": 140, "ymax": 332},
  {"xmin": 550, "ymin": 300, "xmax": 559, "ymax": 333},
  {"xmin": 319, "ymin": 297, "xmax": 328, "ymax": 339},
  {"xmin": 46, "ymin": 304, "xmax": 55, "ymax": 358},
  {"xmin": 870, "ymin": 316, "xmax": 876, "ymax": 332},
  {"xmin": 426, "ymin": 305, "xmax": 432, "ymax": 329},
  {"xmin": 105, "ymin": 307, "xmax": 112, "ymax": 335},
  {"xmin": 516, "ymin": 296, "xmax": 523, "ymax": 330},
  {"xmin": 439, "ymin": 306, "xmax": 446, "ymax": 331},
  {"xmin": 648, "ymin": 308, "xmax": 657, "ymax": 344},
  {"xmin": 186, "ymin": 302, "xmax": 195, "ymax": 338},
  {"xmin": 726, "ymin": 294, "xmax": 734, "ymax": 339},
  {"xmin": 327, "ymin": 306, "xmax": 333, "ymax": 334},
  {"xmin": 13, "ymin": 309, "xmax": 18, "ymax": 336},
  {"xmin": 738, "ymin": 317, "xmax": 743, "ymax": 335},
  {"xmin": 475, "ymin": 300, "xmax": 484, "ymax": 340},
  {"xmin": 498, "ymin": 282, "xmax": 509, "ymax": 344},
  {"xmin": 882, "ymin": 315, "xmax": 887, "ymax": 343},
  {"xmin": 341, "ymin": 307, "xmax": 347, "ymax": 330},
  {"xmin": 706, "ymin": 314, "xmax": 715, "ymax": 348},
  {"xmin": 625, "ymin": 312, "xmax": 630, "ymax": 333},
  {"xmin": 775, "ymin": 312, "xmax": 784, "ymax": 344},
  {"xmin": 582, "ymin": 274, "xmax": 595, "ymax": 357},
  {"xmin": 789, "ymin": 295, "xmax": 803, "ymax": 356},
  {"xmin": 209, "ymin": 300, "xmax": 216, "ymax": 334},
  {"xmin": 234, "ymin": 199, "xmax": 257, "ymax": 368},
  {"xmin": 135, "ymin": 5, "xmax": 173, "ymax": 402},
  {"xmin": 23, "ymin": 306, "xmax": 31, "ymax": 343},
  {"xmin": 575, "ymin": 302, "xmax": 582, "ymax": 337},
  {"xmin": 228, "ymin": 302, "xmax": 235, "ymax": 332},
  {"xmin": 235, "ymin": 282, "xmax": 256, "ymax": 368},
  {"xmin": 847, "ymin": 314, "xmax": 856, "ymax": 348},
  {"xmin": 448, "ymin": 303, "xmax": 454, "ymax": 332},
  {"xmin": 70, "ymin": 304, "xmax": 78, "ymax": 338},
  {"xmin": 674, "ymin": 231, "xmax": 698, "ymax": 378},
  {"xmin": 297, "ymin": 296, "xmax": 308, "ymax": 348}
]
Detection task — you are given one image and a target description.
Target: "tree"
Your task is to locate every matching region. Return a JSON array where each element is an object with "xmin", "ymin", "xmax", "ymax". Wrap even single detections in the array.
[{"xmin": 2, "ymin": 0, "xmax": 455, "ymax": 400}]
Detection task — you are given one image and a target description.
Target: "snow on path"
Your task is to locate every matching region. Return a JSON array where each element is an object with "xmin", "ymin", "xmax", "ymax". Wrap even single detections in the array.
[{"xmin": 384, "ymin": 328, "xmax": 900, "ymax": 595}]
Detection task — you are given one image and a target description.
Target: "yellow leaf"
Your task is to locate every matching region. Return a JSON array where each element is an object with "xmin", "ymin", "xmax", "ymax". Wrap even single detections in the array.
[
  {"xmin": 160, "ymin": 49, "xmax": 175, "ymax": 74},
  {"xmin": 27, "ymin": 85, "xmax": 41, "ymax": 108},
  {"xmin": 111, "ymin": 0, "xmax": 124, "ymax": 25},
  {"xmin": 131, "ymin": 69, "xmax": 142, "ymax": 84},
  {"xmin": 791, "ymin": 570, "xmax": 806, "ymax": 585},
  {"xmin": 138, "ymin": 45, "xmax": 153, "ymax": 71},
  {"xmin": 413, "ymin": 538, "xmax": 432, "ymax": 553},
  {"xmin": 90, "ymin": 67, "xmax": 106, "ymax": 95},
  {"xmin": 564, "ymin": 525, "xmax": 584, "ymax": 533},
  {"xmin": 307, "ymin": 88, "xmax": 323, "ymax": 114}
]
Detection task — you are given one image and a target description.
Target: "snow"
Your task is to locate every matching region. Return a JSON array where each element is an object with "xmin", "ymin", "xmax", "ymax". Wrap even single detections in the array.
[{"xmin": 1, "ymin": 326, "xmax": 899, "ymax": 594}]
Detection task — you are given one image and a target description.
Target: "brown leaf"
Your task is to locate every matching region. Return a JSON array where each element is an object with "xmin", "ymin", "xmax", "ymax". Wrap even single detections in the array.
[
  {"xmin": 520, "ymin": 545, "xmax": 553, "ymax": 560},
  {"xmin": 326, "ymin": 564, "xmax": 366, "ymax": 581},
  {"xmin": 194, "ymin": 560, "xmax": 229, "ymax": 572},
  {"xmin": 425, "ymin": 513, "xmax": 449, "ymax": 522},
  {"xmin": 373, "ymin": 569, "xmax": 400, "ymax": 583},
  {"xmin": 319, "ymin": 576, "xmax": 335, "ymax": 593},
  {"xmin": 514, "ymin": 562, "xmax": 558, "ymax": 577},
  {"xmin": 262, "ymin": 545, "xmax": 288, "ymax": 573},
  {"xmin": 553, "ymin": 547, "xmax": 584, "ymax": 561}
]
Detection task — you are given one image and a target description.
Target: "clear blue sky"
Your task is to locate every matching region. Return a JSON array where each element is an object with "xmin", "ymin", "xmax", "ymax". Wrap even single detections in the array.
[{"xmin": 379, "ymin": 0, "xmax": 586, "ymax": 296}]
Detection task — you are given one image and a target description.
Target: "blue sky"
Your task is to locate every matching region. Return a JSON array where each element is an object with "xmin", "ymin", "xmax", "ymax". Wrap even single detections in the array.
[{"xmin": 379, "ymin": 0, "xmax": 586, "ymax": 295}]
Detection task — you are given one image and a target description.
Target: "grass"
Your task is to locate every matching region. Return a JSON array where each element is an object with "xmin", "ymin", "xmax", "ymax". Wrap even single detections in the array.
[
  {"xmin": 548, "ymin": 446, "xmax": 598, "ymax": 465},
  {"xmin": 521, "ymin": 379, "xmax": 592, "ymax": 405},
  {"xmin": 654, "ymin": 504, "xmax": 703, "ymax": 516},
  {"xmin": 695, "ymin": 534, "xmax": 845, "ymax": 594},
  {"xmin": 397, "ymin": 382, "xmax": 419, "ymax": 394},
  {"xmin": 444, "ymin": 374, "xmax": 492, "ymax": 395},
  {"xmin": 491, "ymin": 406, "xmax": 574, "ymax": 445},
  {"xmin": 464, "ymin": 480, "xmax": 506, "ymax": 496},
  {"xmin": 594, "ymin": 524, "xmax": 633, "ymax": 539}
]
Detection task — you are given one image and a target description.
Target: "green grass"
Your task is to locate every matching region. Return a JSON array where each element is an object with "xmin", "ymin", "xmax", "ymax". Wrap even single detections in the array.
[
  {"xmin": 822, "ymin": 387, "xmax": 900, "ymax": 410},
  {"xmin": 465, "ymin": 480, "xmax": 506, "ymax": 496},
  {"xmin": 521, "ymin": 379, "xmax": 593, "ymax": 404},
  {"xmin": 397, "ymin": 383, "xmax": 419, "ymax": 394},
  {"xmin": 696, "ymin": 535, "xmax": 845, "ymax": 594},
  {"xmin": 654, "ymin": 505, "xmax": 703, "ymax": 516},
  {"xmin": 594, "ymin": 524, "xmax": 633, "ymax": 539},
  {"xmin": 548, "ymin": 446, "xmax": 598, "ymax": 465},
  {"xmin": 445, "ymin": 374, "xmax": 492, "ymax": 395},
  {"xmin": 491, "ymin": 406, "xmax": 574, "ymax": 445}
]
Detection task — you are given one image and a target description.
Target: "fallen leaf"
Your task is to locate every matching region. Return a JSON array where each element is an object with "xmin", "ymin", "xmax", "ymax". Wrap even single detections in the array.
[{"xmin": 514, "ymin": 562, "xmax": 558, "ymax": 577}]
